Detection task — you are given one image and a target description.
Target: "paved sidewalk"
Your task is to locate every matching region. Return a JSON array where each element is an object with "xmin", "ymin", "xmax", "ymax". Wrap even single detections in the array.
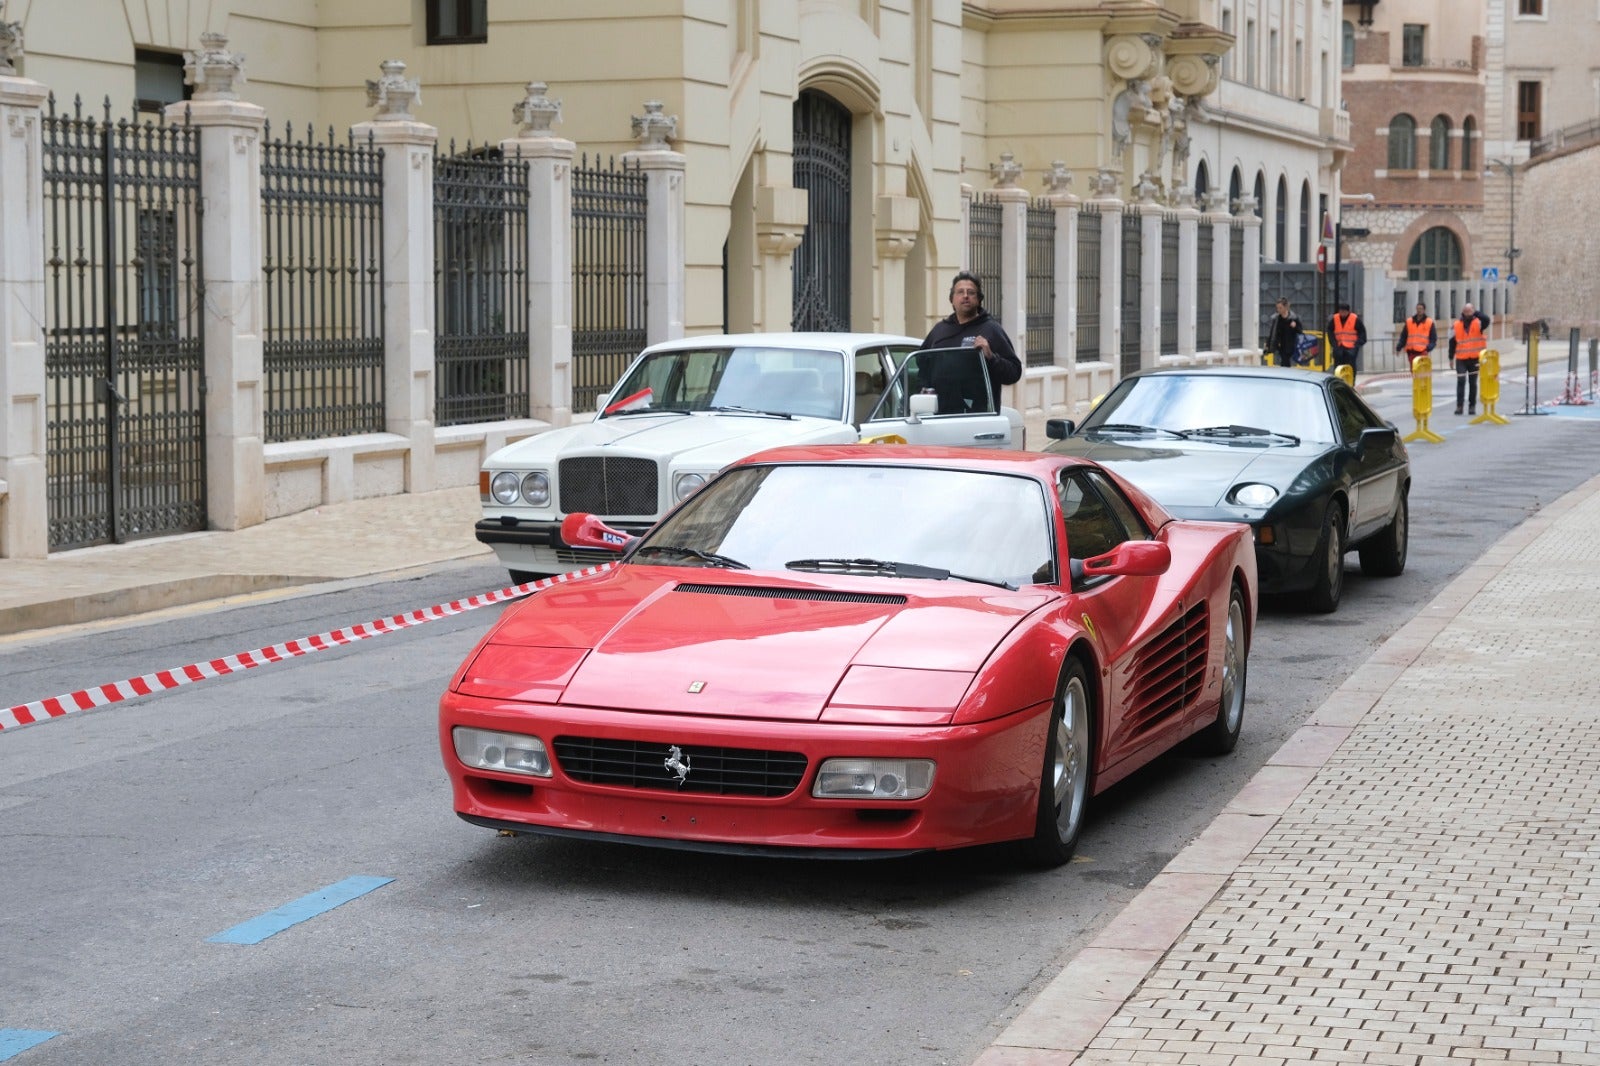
[{"xmin": 979, "ymin": 471, "xmax": 1600, "ymax": 1065}]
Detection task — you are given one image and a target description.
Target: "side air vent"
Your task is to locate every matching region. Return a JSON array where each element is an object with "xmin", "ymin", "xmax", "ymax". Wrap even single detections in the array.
[
  {"xmin": 674, "ymin": 583, "xmax": 907, "ymax": 605},
  {"xmin": 1125, "ymin": 601, "xmax": 1209, "ymax": 730}
]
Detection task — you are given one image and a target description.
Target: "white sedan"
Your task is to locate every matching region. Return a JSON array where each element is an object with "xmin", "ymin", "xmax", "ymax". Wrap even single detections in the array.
[{"xmin": 475, "ymin": 332, "xmax": 1025, "ymax": 581}]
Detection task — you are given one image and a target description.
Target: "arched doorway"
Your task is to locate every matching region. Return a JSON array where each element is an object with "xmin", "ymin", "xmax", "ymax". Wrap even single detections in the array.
[{"xmin": 792, "ymin": 89, "xmax": 852, "ymax": 331}]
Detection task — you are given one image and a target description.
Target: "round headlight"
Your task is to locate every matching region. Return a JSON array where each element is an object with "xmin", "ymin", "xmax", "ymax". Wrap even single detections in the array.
[
  {"xmin": 1232, "ymin": 483, "xmax": 1279, "ymax": 508},
  {"xmin": 673, "ymin": 472, "xmax": 707, "ymax": 502},
  {"xmin": 490, "ymin": 471, "xmax": 522, "ymax": 506},
  {"xmin": 521, "ymin": 471, "xmax": 550, "ymax": 507}
]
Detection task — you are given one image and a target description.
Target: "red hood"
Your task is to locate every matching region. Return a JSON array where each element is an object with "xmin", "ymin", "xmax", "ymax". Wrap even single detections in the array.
[{"xmin": 475, "ymin": 567, "xmax": 1050, "ymax": 721}]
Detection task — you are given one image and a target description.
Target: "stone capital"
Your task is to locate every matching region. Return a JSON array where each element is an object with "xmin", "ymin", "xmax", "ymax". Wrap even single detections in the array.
[
  {"xmin": 184, "ymin": 31, "xmax": 247, "ymax": 101},
  {"xmin": 631, "ymin": 100, "xmax": 678, "ymax": 150},
  {"xmin": 0, "ymin": 21, "xmax": 23, "ymax": 75},
  {"xmin": 755, "ymin": 184, "xmax": 807, "ymax": 257},
  {"xmin": 512, "ymin": 81, "xmax": 562, "ymax": 137},
  {"xmin": 365, "ymin": 60, "xmax": 421, "ymax": 121}
]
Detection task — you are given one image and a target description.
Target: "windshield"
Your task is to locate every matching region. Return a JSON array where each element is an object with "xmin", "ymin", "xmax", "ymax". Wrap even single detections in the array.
[
  {"xmin": 1078, "ymin": 374, "xmax": 1337, "ymax": 444},
  {"xmin": 601, "ymin": 346, "xmax": 846, "ymax": 419},
  {"xmin": 638, "ymin": 464, "xmax": 1054, "ymax": 588}
]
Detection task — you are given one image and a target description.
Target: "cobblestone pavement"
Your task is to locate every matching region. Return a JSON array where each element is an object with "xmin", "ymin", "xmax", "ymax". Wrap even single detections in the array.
[{"xmin": 978, "ymin": 473, "xmax": 1600, "ymax": 1065}]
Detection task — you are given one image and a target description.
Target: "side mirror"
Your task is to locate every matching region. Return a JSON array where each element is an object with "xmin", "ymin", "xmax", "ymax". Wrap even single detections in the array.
[
  {"xmin": 1081, "ymin": 539, "xmax": 1171, "ymax": 578},
  {"xmin": 908, "ymin": 392, "xmax": 937, "ymax": 423},
  {"xmin": 559, "ymin": 513, "xmax": 636, "ymax": 553},
  {"xmin": 1357, "ymin": 425, "xmax": 1398, "ymax": 457},
  {"xmin": 1045, "ymin": 418, "xmax": 1075, "ymax": 440}
]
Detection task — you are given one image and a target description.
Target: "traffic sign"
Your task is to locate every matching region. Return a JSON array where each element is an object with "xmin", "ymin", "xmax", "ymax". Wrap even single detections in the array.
[
  {"xmin": 1508, "ymin": 274, "xmax": 1518, "ymax": 284},
  {"xmin": 1482, "ymin": 267, "xmax": 1499, "ymax": 280}
]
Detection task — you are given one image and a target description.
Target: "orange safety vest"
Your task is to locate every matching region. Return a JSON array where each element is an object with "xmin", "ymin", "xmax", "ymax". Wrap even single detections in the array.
[
  {"xmin": 1453, "ymin": 316, "xmax": 1486, "ymax": 361},
  {"xmin": 1332, "ymin": 312, "xmax": 1360, "ymax": 349},
  {"xmin": 1404, "ymin": 316, "xmax": 1434, "ymax": 353}
]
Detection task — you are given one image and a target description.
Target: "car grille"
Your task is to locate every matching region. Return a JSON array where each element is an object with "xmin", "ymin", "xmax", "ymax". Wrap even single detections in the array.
[
  {"xmin": 1125, "ymin": 601, "xmax": 1209, "ymax": 730},
  {"xmin": 559, "ymin": 456, "xmax": 659, "ymax": 516},
  {"xmin": 553, "ymin": 737, "xmax": 808, "ymax": 798}
]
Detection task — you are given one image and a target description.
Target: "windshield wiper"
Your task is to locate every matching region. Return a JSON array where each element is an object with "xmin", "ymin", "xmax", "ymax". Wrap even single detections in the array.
[
  {"xmin": 706, "ymin": 405, "xmax": 793, "ymax": 419},
  {"xmin": 785, "ymin": 557, "xmax": 1015, "ymax": 591},
  {"xmin": 634, "ymin": 544, "xmax": 750, "ymax": 570},
  {"xmin": 1084, "ymin": 422, "xmax": 1188, "ymax": 439},
  {"xmin": 1184, "ymin": 424, "xmax": 1301, "ymax": 445},
  {"xmin": 604, "ymin": 407, "xmax": 691, "ymax": 418}
]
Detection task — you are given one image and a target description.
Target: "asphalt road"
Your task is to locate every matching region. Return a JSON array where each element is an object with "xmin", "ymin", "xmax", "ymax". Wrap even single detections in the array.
[{"xmin": 1, "ymin": 365, "xmax": 1596, "ymax": 1066}]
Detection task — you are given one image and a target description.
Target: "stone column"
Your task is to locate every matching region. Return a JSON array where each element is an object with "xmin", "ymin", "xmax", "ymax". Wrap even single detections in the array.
[
  {"xmin": 0, "ymin": 28, "xmax": 49, "ymax": 558},
  {"xmin": 1174, "ymin": 189, "xmax": 1200, "ymax": 358},
  {"xmin": 1204, "ymin": 190, "xmax": 1231, "ymax": 354},
  {"xmin": 1094, "ymin": 169, "xmax": 1124, "ymax": 364},
  {"xmin": 622, "ymin": 101, "xmax": 685, "ymax": 344},
  {"xmin": 958, "ymin": 183, "xmax": 973, "ymax": 271},
  {"xmin": 874, "ymin": 194, "xmax": 919, "ymax": 337},
  {"xmin": 1136, "ymin": 176, "xmax": 1162, "ymax": 367},
  {"xmin": 501, "ymin": 82, "xmax": 574, "ymax": 426},
  {"xmin": 1237, "ymin": 195, "xmax": 1262, "ymax": 355},
  {"xmin": 352, "ymin": 60, "xmax": 438, "ymax": 491},
  {"xmin": 753, "ymin": 184, "xmax": 806, "ymax": 333},
  {"xmin": 1042, "ymin": 162, "xmax": 1079, "ymax": 370},
  {"xmin": 164, "ymin": 33, "xmax": 267, "ymax": 532},
  {"xmin": 990, "ymin": 152, "xmax": 1029, "ymax": 358}
]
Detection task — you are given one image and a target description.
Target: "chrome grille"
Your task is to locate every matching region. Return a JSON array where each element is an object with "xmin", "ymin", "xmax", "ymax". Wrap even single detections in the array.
[
  {"xmin": 553, "ymin": 737, "xmax": 808, "ymax": 797},
  {"xmin": 559, "ymin": 456, "xmax": 658, "ymax": 515}
]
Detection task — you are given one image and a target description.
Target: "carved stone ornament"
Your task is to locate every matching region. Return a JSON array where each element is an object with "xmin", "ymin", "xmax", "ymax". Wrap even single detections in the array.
[
  {"xmin": 1135, "ymin": 172, "xmax": 1161, "ymax": 203},
  {"xmin": 366, "ymin": 59, "xmax": 421, "ymax": 121},
  {"xmin": 631, "ymin": 100, "xmax": 678, "ymax": 150},
  {"xmin": 1234, "ymin": 194, "xmax": 1259, "ymax": 218},
  {"xmin": 989, "ymin": 150, "xmax": 1023, "ymax": 188},
  {"xmin": 0, "ymin": 21, "xmax": 22, "ymax": 75},
  {"xmin": 183, "ymin": 31, "xmax": 247, "ymax": 101},
  {"xmin": 1093, "ymin": 167, "xmax": 1122, "ymax": 199},
  {"xmin": 512, "ymin": 81, "xmax": 562, "ymax": 137},
  {"xmin": 1042, "ymin": 160, "xmax": 1074, "ymax": 195},
  {"xmin": 1104, "ymin": 33, "xmax": 1161, "ymax": 82},
  {"xmin": 1202, "ymin": 189, "xmax": 1230, "ymax": 214},
  {"xmin": 1167, "ymin": 52, "xmax": 1221, "ymax": 98}
]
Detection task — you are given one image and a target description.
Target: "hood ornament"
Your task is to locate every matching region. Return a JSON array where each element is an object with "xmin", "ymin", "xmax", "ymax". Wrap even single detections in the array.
[{"xmin": 663, "ymin": 745, "xmax": 692, "ymax": 786}]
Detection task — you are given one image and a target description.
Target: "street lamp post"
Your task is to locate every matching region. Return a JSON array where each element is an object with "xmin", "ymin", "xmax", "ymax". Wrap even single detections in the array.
[{"xmin": 1486, "ymin": 157, "xmax": 1520, "ymax": 281}]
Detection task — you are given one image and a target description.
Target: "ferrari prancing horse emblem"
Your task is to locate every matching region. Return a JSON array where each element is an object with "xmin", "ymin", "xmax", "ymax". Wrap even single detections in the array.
[
  {"xmin": 688, "ymin": 680, "xmax": 706, "ymax": 693},
  {"xmin": 664, "ymin": 745, "xmax": 692, "ymax": 786},
  {"xmin": 1082, "ymin": 613, "xmax": 1098, "ymax": 642}
]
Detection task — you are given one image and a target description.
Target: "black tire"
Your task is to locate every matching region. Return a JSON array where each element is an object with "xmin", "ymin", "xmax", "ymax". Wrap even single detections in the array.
[
  {"xmin": 1358, "ymin": 490, "xmax": 1408, "ymax": 577},
  {"xmin": 1191, "ymin": 583, "xmax": 1248, "ymax": 755},
  {"xmin": 1306, "ymin": 501, "xmax": 1346, "ymax": 614},
  {"xmin": 1019, "ymin": 658, "xmax": 1093, "ymax": 868}
]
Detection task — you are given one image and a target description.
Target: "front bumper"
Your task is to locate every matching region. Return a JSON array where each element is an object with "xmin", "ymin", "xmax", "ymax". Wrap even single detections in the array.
[
  {"xmin": 439, "ymin": 693, "xmax": 1050, "ymax": 854},
  {"xmin": 475, "ymin": 516, "xmax": 655, "ymax": 573}
]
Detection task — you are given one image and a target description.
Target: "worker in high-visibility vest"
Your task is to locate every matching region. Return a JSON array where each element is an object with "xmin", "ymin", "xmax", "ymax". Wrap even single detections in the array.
[
  {"xmin": 1395, "ymin": 302, "xmax": 1437, "ymax": 370},
  {"xmin": 1326, "ymin": 303, "xmax": 1367, "ymax": 382},
  {"xmin": 1448, "ymin": 303, "xmax": 1491, "ymax": 415}
]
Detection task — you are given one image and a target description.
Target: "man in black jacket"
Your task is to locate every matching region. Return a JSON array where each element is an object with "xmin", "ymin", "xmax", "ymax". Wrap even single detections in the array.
[{"xmin": 921, "ymin": 272, "xmax": 1022, "ymax": 412}]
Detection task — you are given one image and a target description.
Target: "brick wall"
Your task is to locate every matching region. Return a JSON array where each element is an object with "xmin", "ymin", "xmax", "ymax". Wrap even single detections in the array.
[{"xmin": 1518, "ymin": 144, "xmax": 1600, "ymax": 333}]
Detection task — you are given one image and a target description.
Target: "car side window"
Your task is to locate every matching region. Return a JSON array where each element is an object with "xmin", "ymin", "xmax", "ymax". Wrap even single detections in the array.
[
  {"xmin": 1058, "ymin": 471, "xmax": 1131, "ymax": 588},
  {"xmin": 853, "ymin": 348, "xmax": 888, "ymax": 422},
  {"xmin": 1330, "ymin": 386, "xmax": 1375, "ymax": 443},
  {"xmin": 870, "ymin": 348, "xmax": 995, "ymax": 419},
  {"xmin": 1083, "ymin": 470, "xmax": 1150, "ymax": 540}
]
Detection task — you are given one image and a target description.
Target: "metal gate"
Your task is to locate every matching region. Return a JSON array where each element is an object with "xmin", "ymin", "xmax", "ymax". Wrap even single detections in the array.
[
  {"xmin": 42, "ymin": 98, "xmax": 206, "ymax": 551},
  {"xmin": 792, "ymin": 89, "xmax": 851, "ymax": 332},
  {"xmin": 1120, "ymin": 212, "xmax": 1143, "ymax": 376}
]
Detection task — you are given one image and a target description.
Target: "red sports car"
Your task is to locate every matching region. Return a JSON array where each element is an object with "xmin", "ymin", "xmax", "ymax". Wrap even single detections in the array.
[{"xmin": 439, "ymin": 445, "xmax": 1256, "ymax": 865}]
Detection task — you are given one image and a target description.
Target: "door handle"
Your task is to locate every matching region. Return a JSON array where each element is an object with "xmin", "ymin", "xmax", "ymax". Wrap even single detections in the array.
[{"xmin": 972, "ymin": 432, "xmax": 1005, "ymax": 441}]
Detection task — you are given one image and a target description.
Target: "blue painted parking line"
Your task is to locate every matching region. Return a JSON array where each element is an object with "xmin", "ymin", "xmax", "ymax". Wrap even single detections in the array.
[
  {"xmin": 207, "ymin": 875, "xmax": 394, "ymax": 945},
  {"xmin": 0, "ymin": 1031, "xmax": 59, "ymax": 1061}
]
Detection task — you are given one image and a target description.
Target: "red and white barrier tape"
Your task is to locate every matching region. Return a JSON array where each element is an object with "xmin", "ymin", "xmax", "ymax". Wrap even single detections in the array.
[{"xmin": 0, "ymin": 563, "xmax": 615, "ymax": 733}]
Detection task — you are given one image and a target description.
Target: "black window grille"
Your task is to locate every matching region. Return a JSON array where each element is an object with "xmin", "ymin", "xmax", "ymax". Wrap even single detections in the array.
[
  {"xmin": 572, "ymin": 155, "xmax": 647, "ymax": 413},
  {"xmin": 1120, "ymin": 211, "xmax": 1142, "ymax": 376},
  {"xmin": 1160, "ymin": 216, "xmax": 1180, "ymax": 349},
  {"xmin": 968, "ymin": 194, "xmax": 1003, "ymax": 319},
  {"xmin": 1077, "ymin": 204, "xmax": 1101, "ymax": 359},
  {"xmin": 1229, "ymin": 220, "xmax": 1245, "ymax": 348},
  {"xmin": 1026, "ymin": 200, "xmax": 1055, "ymax": 366},
  {"xmin": 426, "ymin": 0, "xmax": 487, "ymax": 44},
  {"xmin": 1196, "ymin": 222, "xmax": 1214, "ymax": 347}
]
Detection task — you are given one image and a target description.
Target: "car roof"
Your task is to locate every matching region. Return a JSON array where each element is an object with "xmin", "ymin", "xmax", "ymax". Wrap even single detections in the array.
[
  {"xmin": 641, "ymin": 332, "xmax": 922, "ymax": 354},
  {"xmin": 1127, "ymin": 365, "xmax": 1334, "ymax": 383}
]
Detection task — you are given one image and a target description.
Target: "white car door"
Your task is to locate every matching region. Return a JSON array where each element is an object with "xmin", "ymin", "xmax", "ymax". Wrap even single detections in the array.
[{"xmin": 859, "ymin": 346, "xmax": 1014, "ymax": 448}]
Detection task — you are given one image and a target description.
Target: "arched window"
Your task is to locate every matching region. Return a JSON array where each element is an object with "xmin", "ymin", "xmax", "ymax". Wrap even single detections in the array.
[
  {"xmin": 1341, "ymin": 21, "xmax": 1355, "ymax": 69},
  {"xmin": 1275, "ymin": 177, "xmax": 1288, "ymax": 260},
  {"xmin": 1300, "ymin": 180, "xmax": 1312, "ymax": 261},
  {"xmin": 1253, "ymin": 171, "xmax": 1266, "ymax": 219},
  {"xmin": 1388, "ymin": 114, "xmax": 1417, "ymax": 169},
  {"xmin": 1228, "ymin": 167, "xmax": 1243, "ymax": 212},
  {"xmin": 1195, "ymin": 160, "xmax": 1210, "ymax": 200},
  {"xmin": 1429, "ymin": 115, "xmax": 1452, "ymax": 170},
  {"xmin": 1461, "ymin": 116, "xmax": 1477, "ymax": 170},
  {"xmin": 1407, "ymin": 226, "xmax": 1463, "ymax": 280}
]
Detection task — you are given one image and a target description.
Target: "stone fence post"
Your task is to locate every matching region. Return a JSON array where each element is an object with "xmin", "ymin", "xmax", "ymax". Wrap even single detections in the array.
[
  {"xmin": 0, "ymin": 36, "xmax": 49, "ymax": 558},
  {"xmin": 1093, "ymin": 169, "xmax": 1125, "ymax": 365},
  {"xmin": 167, "ymin": 32, "xmax": 267, "ymax": 531},
  {"xmin": 1042, "ymin": 162, "xmax": 1079, "ymax": 370},
  {"xmin": 622, "ymin": 101, "xmax": 685, "ymax": 344},
  {"xmin": 502, "ymin": 81, "xmax": 574, "ymax": 427},
  {"xmin": 1237, "ymin": 195, "xmax": 1262, "ymax": 353},
  {"xmin": 1136, "ymin": 177, "xmax": 1163, "ymax": 368},
  {"xmin": 990, "ymin": 152, "xmax": 1029, "ymax": 360},
  {"xmin": 1174, "ymin": 191, "xmax": 1200, "ymax": 358},
  {"xmin": 1204, "ymin": 191, "xmax": 1231, "ymax": 354}
]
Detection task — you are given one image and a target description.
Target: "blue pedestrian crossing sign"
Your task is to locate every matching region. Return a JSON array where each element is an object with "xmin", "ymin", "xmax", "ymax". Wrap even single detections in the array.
[{"xmin": 1481, "ymin": 266, "xmax": 1499, "ymax": 280}]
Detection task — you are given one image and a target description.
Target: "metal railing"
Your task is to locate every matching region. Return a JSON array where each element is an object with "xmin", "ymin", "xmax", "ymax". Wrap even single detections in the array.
[
  {"xmin": 1077, "ymin": 204, "xmax": 1101, "ymax": 359},
  {"xmin": 1119, "ymin": 212, "xmax": 1142, "ymax": 375},
  {"xmin": 1159, "ymin": 215, "xmax": 1179, "ymax": 346},
  {"xmin": 571, "ymin": 155, "xmax": 646, "ymax": 413},
  {"xmin": 1196, "ymin": 223, "xmax": 1214, "ymax": 347},
  {"xmin": 1228, "ymin": 220, "xmax": 1245, "ymax": 349},
  {"xmin": 260, "ymin": 122, "xmax": 386, "ymax": 443},
  {"xmin": 968, "ymin": 194, "xmax": 1003, "ymax": 319},
  {"xmin": 433, "ymin": 145, "xmax": 530, "ymax": 426},
  {"xmin": 1530, "ymin": 117, "xmax": 1600, "ymax": 159},
  {"xmin": 1025, "ymin": 200, "xmax": 1055, "ymax": 366}
]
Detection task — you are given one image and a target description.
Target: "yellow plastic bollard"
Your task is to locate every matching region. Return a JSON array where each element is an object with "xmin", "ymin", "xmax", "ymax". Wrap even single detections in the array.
[
  {"xmin": 1471, "ymin": 349, "xmax": 1511, "ymax": 425},
  {"xmin": 1334, "ymin": 363, "xmax": 1354, "ymax": 386},
  {"xmin": 859, "ymin": 433, "xmax": 908, "ymax": 445},
  {"xmin": 1402, "ymin": 355, "xmax": 1445, "ymax": 443}
]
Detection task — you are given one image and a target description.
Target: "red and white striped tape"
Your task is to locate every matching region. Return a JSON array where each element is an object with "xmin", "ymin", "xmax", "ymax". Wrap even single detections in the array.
[{"xmin": 0, "ymin": 564, "xmax": 615, "ymax": 734}]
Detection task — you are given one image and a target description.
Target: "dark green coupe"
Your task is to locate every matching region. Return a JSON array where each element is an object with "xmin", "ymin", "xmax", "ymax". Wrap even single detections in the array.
[{"xmin": 1044, "ymin": 366, "xmax": 1409, "ymax": 613}]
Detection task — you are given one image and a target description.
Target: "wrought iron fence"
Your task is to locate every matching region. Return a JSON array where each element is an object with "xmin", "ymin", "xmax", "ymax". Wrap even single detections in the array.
[
  {"xmin": 260, "ymin": 122, "xmax": 385, "ymax": 443},
  {"xmin": 1160, "ymin": 215, "xmax": 1179, "ymax": 347},
  {"xmin": 1120, "ymin": 211, "xmax": 1142, "ymax": 376},
  {"xmin": 1077, "ymin": 204, "xmax": 1101, "ymax": 359},
  {"xmin": 572, "ymin": 155, "xmax": 646, "ymax": 413},
  {"xmin": 1025, "ymin": 200, "xmax": 1055, "ymax": 366},
  {"xmin": 968, "ymin": 194, "xmax": 1003, "ymax": 317},
  {"xmin": 1229, "ymin": 220, "xmax": 1245, "ymax": 349},
  {"xmin": 42, "ymin": 96, "xmax": 207, "ymax": 550},
  {"xmin": 433, "ymin": 145, "xmax": 530, "ymax": 426},
  {"xmin": 1196, "ymin": 222, "xmax": 1214, "ymax": 347}
]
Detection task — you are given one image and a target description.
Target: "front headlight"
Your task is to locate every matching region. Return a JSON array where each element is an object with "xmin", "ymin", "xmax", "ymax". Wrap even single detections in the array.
[
  {"xmin": 520, "ymin": 471, "xmax": 550, "ymax": 507},
  {"xmin": 490, "ymin": 471, "xmax": 522, "ymax": 506},
  {"xmin": 812, "ymin": 758, "xmax": 934, "ymax": 800},
  {"xmin": 452, "ymin": 727, "xmax": 552, "ymax": 777},
  {"xmin": 672, "ymin": 472, "xmax": 707, "ymax": 502},
  {"xmin": 1230, "ymin": 482, "xmax": 1279, "ymax": 508}
]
